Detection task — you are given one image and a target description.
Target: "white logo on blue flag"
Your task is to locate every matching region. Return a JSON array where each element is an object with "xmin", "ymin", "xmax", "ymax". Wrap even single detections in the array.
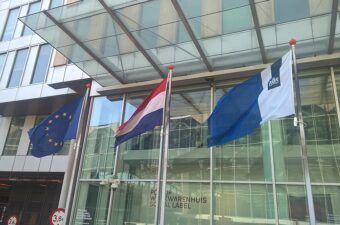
[{"xmin": 208, "ymin": 51, "xmax": 294, "ymax": 147}]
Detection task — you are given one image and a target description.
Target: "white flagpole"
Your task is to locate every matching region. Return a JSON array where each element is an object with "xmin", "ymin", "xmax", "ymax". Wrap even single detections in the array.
[
  {"xmin": 289, "ymin": 39, "xmax": 316, "ymax": 225},
  {"xmin": 63, "ymin": 83, "xmax": 92, "ymax": 225},
  {"xmin": 154, "ymin": 65, "xmax": 173, "ymax": 225}
]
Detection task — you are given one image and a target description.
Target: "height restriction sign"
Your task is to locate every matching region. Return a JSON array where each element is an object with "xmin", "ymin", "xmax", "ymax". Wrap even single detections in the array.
[
  {"xmin": 7, "ymin": 215, "xmax": 19, "ymax": 225},
  {"xmin": 49, "ymin": 208, "xmax": 65, "ymax": 225}
]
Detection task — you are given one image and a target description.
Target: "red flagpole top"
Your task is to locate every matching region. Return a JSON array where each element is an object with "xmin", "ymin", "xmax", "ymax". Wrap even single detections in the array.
[
  {"xmin": 289, "ymin": 38, "xmax": 297, "ymax": 46},
  {"xmin": 168, "ymin": 64, "xmax": 174, "ymax": 70},
  {"xmin": 85, "ymin": 83, "xmax": 91, "ymax": 88}
]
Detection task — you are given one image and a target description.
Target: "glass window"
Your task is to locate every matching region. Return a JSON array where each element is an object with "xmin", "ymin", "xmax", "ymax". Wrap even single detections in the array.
[
  {"xmin": 1, "ymin": 7, "xmax": 20, "ymax": 41},
  {"xmin": 215, "ymin": 184, "xmax": 275, "ymax": 225},
  {"xmin": 2, "ymin": 117, "xmax": 25, "ymax": 156},
  {"xmin": 72, "ymin": 182, "xmax": 110, "ymax": 225},
  {"xmin": 222, "ymin": 0, "xmax": 253, "ymax": 34},
  {"xmin": 164, "ymin": 182, "xmax": 210, "ymax": 225},
  {"xmin": 31, "ymin": 44, "xmax": 52, "ymax": 84},
  {"xmin": 117, "ymin": 95, "xmax": 161, "ymax": 180},
  {"xmin": 49, "ymin": 0, "xmax": 63, "ymax": 9},
  {"xmin": 109, "ymin": 182, "xmax": 157, "ymax": 225},
  {"xmin": 7, "ymin": 48, "xmax": 29, "ymax": 88},
  {"xmin": 167, "ymin": 89, "xmax": 211, "ymax": 180},
  {"xmin": 276, "ymin": 185, "xmax": 309, "ymax": 224},
  {"xmin": 177, "ymin": 1, "xmax": 201, "ymax": 43},
  {"xmin": 81, "ymin": 96, "xmax": 123, "ymax": 179},
  {"xmin": 138, "ymin": 1, "xmax": 160, "ymax": 49},
  {"xmin": 312, "ymin": 186, "xmax": 340, "ymax": 224},
  {"xmin": 0, "ymin": 53, "xmax": 7, "ymax": 80},
  {"xmin": 214, "ymin": 86, "xmax": 271, "ymax": 182},
  {"xmin": 274, "ymin": 0, "xmax": 310, "ymax": 23},
  {"xmin": 22, "ymin": 1, "xmax": 41, "ymax": 36}
]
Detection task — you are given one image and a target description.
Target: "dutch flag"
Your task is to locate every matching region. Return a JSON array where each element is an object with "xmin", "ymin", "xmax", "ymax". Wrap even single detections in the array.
[
  {"xmin": 115, "ymin": 76, "xmax": 169, "ymax": 146},
  {"xmin": 208, "ymin": 51, "xmax": 295, "ymax": 147}
]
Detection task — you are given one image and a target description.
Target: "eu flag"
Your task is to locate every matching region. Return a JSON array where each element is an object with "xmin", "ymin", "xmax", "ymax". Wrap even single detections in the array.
[{"xmin": 28, "ymin": 96, "xmax": 84, "ymax": 157}]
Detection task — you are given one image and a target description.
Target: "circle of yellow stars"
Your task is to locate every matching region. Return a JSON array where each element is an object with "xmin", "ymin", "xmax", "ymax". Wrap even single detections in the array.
[{"xmin": 44, "ymin": 112, "xmax": 73, "ymax": 148}]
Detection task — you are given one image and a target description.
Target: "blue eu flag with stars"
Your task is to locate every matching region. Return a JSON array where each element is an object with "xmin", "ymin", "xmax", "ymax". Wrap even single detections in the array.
[{"xmin": 28, "ymin": 96, "xmax": 84, "ymax": 158}]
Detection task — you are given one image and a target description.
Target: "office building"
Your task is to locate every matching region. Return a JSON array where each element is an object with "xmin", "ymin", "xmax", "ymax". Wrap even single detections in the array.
[{"xmin": 1, "ymin": 0, "xmax": 340, "ymax": 224}]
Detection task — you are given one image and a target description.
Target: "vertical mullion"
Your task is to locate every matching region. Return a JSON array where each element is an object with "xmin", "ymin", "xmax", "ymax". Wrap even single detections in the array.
[{"xmin": 268, "ymin": 121, "xmax": 279, "ymax": 225}]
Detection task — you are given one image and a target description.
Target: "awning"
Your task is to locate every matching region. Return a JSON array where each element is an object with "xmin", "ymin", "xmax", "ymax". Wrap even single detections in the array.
[{"xmin": 19, "ymin": 0, "xmax": 340, "ymax": 87}]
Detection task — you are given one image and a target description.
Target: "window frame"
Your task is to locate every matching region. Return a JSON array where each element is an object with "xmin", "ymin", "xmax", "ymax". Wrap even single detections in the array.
[
  {"xmin": 2, "ymin": 116, "xmax": 26, "ymax": 156},
  {"xmin": 21, "ymin": 1, "xmax": 42, "ymax": 37},
  {"xmin": 7, "ymin": 48, "xmax": 30, "ymax": 88},
  {"xmin": 0, "ymin": 7, "xmax": 21, "ymax": 41},
  {"xmin": 49, "ymin": 0, "xmax": 64, "ymax": 9},
  {"xmin": 30, "ymin": 44, "xmax": 53, "ymax": 84},
  {"xmin": 0, "ymin": 53, "xmax": 8, "ymax": 82}
]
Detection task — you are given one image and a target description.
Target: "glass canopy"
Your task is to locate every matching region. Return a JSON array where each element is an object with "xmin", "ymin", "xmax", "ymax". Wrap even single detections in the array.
[{"xmin": 20, "ymin": 0, "xmax": 340, "ymax": 87}]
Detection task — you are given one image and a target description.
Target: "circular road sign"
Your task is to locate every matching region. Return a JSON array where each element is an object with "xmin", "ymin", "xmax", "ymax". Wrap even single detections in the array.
[
  {"xmin": 49, "ymin": 208, "xmax": 65, "ymax": 225},
  {"xmin": 7, "ymin": 215, "xmax": 19, "ymax": 225}
]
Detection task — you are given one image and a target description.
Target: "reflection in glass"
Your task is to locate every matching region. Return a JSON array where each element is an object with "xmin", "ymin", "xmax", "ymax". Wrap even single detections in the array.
[
  {"xmin": 22, "ymin": 1, "xmax": 41, "ymax": 36},
  {"xmin": 274, "ymin": 0, "xmax": 310, "ymax": 23},
  {"xmin": 31, "ymin": 44, "xmax": 53, "ymax": 84},
  {"xmin": 7, "ymin": 48, "xmax": 29, "ymax": 88},
  {"xmin": 164, "ymin": 182, "xmax": 210, "ymax": 225},
  {"xmin": 1, "ymin": 7, "xmax": 20, "ymax": 41},
  {"xmin": 215, "ymin": 184, "xmax": 275, "ymax": 225},
  {"xmin": 3, "ymin": 117, "xmax": 25, "ymax": 155},
  {"xmin": 312, "ymin": 186, "xmax": 340, "ymax": 224},
  {"xmin": 72, "ymin": 182, "xmax": 110, "ymax": 225},
  {"xmin": 110, "ymin": 181, "xmax": 156, "ymax": 225},
  {"xmin": 276, "ymin": 185, "xmax": 309, "ymax": 224},
  {"xmin": 222, "ymin": 0, "xmax": 253, "ymax": 34},
  {"xmin": 300, "ymin": 71, "xmax": 340, "ymax": 183},
  {"xmin": 81, "ymin": 97, "xmax": 122, "ymax": 179},
  {"xmin": 168, "ymin": 89, "xmax": 211, "ymax": 180},
  {"xmin": 214, "ymin": 87, "xmax": 272, "ymax": 181},
  {"xmin": 117, "ymin": 96, "xmax": 160, "ymax": 179}
]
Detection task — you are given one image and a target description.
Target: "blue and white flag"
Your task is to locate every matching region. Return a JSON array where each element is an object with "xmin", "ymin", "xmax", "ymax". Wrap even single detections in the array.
[
  {"xmin": 28, "ymin": 96, "xmax": 84, "ymax": 157},
  {"xmin": 208, "ymin": 51, "xmax": 294, "ymax": 147}
]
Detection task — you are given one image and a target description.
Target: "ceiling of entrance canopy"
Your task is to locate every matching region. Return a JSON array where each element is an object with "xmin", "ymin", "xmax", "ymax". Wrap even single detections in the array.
[{"xmin": 20, "ymin": 0, "xmax": 340, "ymax": 87}]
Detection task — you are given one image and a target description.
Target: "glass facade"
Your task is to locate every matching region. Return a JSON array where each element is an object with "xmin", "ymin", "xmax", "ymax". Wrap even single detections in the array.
[{"xmin": 71, "ymin": 66, "xmax": 340, "ymax": 225}]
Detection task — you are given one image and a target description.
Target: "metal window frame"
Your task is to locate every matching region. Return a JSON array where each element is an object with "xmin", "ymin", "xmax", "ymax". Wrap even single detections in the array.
[
  {"xmin": 0, "ymin": 53, "xmax": 9, "ymax": 82},
  {"xmin": 0, "ymin": 7, "xmax": 20, "ymax": 41},
  {"xmin": 328, "ymin": 0, "xmax": 339, "ymax": 54},
  {"xmin": 2, "ymin": 116, "xmax": 26, "ymax": 156},
  {"xmin": 43, "ymin": 10, "xmax": 125, "ymax": 84},
  {"xmin": 171, "ymin": 0, "xmax": 213, "ymax": 72},
  {"xmin": 21, "ymin": 1, "xmax": 42, "ymax": 37},
  {"xmin": 6, "ymin": 47, "xmax": 30, "ymax": 88},
  {"xmin": 30, "ymin": 44, "xmax": 53, "ymax": 84},
  {"xmin": 249, "ymin": 0, "xmax": 267, "ymax": 63},
  {"xmin": 98, "ymin": 0, "xmax": 167, "ymax": 78}
]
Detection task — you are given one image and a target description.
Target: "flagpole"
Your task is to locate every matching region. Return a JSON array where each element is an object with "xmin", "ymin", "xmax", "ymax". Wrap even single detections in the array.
[
  {"xmin": 63, "ymin": 83, "xmax": 92, "ymax": 225},
  {"xmin": 155, "ymin": 65, "xmax": 173, "ymax": 225},
  {"xmin": 106, "ymin": 93, "xmax": 127, "ymax": 225},
  {"xmin": 289, "ymin": 39, "xmax": 316, "ymax": 225}
]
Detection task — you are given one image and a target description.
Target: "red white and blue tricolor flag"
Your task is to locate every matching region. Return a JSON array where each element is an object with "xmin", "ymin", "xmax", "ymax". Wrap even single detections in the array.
[{"xmin": 115, "ymin": 76, "xmax": 169, "ymax": 146}]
